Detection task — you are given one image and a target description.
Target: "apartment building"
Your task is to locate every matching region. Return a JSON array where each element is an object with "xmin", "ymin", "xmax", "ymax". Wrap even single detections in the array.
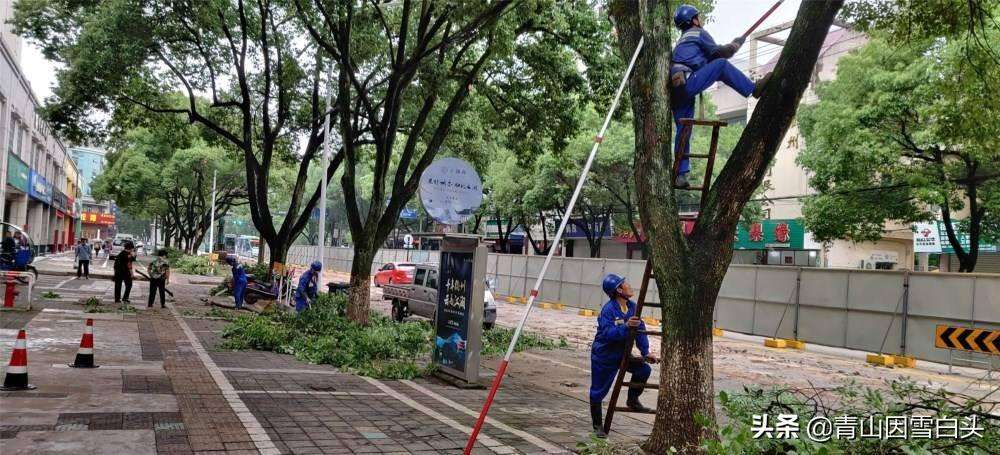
[{"xmin": 1, "ymin": 0, "xmax": 82, "ymax": 253}]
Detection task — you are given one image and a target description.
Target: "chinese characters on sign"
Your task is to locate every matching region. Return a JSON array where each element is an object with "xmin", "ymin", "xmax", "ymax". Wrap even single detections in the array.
[
  {"xmin": 434, "ymin": 251, "xmax": 474, "ymax": 373},
  {"xmin": 419, "ymin": 158, "xmax": 483, "ymax": 225},
  {"xmin": 751, "ymin": 414, "xmax": 984, "ymax": 441}
]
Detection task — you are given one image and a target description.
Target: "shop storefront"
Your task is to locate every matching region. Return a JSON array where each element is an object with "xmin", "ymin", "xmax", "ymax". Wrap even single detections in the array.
[
  {"xmin": 4, "ymin": 153, "xmax": 29, "ymax": 226},
  {"xmin": 733, "ymin": 219, "xmax": 820, "ymax": 267},
  {"xmin": 28, "ymin": 170, "xmax": 53, "ymax": 253}
]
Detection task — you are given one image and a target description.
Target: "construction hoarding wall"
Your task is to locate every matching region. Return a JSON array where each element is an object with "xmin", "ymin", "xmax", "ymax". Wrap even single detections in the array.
[{"xmin": 285, "ymin": 246, "xmax": 999, "ymax": 365}]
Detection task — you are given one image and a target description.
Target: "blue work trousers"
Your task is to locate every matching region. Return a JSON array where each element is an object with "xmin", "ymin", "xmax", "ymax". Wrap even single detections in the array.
[
  {"xmin": 590, "ymin": 357, "xmax": 652, "ymax": 402},
  {"xmin": 673, "ymin": 58, "xmax": 755, "ymax": 175}
]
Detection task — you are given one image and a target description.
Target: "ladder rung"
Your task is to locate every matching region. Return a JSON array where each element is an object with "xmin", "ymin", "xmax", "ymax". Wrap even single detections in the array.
[
  {"xmin": 640, "ymin": 302, "xmax": 662, "ymax": 309},
  {"xmin": 621, "ymin": 382, "xmax": 660, "ymax": 389},
  {"xmin": 687, "ymin": 154, "xmax": 710, "ymax": 158},
  {"xmin": 679, "ymin": 118, "xmax": 728, "ymax": 127},
  {"xmin": 674, "ymin": 186, "xmax": 705, "ymax": 191},
  {"xmin": 635, "ymin": 330, "xmax": 661, "ymax": 336},
  {"xmin": 613, "ymin": 406, "xmax": 658, "ymax": 415}
]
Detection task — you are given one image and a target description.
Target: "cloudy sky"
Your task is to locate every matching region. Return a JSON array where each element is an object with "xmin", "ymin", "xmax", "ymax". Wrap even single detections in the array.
[{"xmin": 19, "ymin": 0, "xmax": 803, "ymax": 103}]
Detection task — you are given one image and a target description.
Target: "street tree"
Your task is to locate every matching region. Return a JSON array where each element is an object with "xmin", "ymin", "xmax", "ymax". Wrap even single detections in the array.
[
  {"xmin": 91, "ymin": 124, "xmax": 245, "ymax": 253},
  {"xmin": 608, "ymin": 1, "xmax": 843, "ymax": 451},
  {"xmin": 12, "ymin": 0, "xmax": 351, "ymax": 271},
  {"xmin": 798, "ymin": 31, "xmax": 1000, "ymax": 272},
  {"xmin": 292, "ymin": 1, "xmax": 614, "ymax": 323}
]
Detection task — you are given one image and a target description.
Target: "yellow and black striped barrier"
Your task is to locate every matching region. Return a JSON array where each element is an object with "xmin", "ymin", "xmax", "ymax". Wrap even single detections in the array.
[{"xmin": 935, "ymin": 325, "xmax": 999, "ymax": 355}]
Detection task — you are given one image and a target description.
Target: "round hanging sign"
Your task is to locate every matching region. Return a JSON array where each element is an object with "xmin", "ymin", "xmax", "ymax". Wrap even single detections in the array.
[{"xmin": 419, "ymin": 158, "xmax": 483, "ymax": 225}]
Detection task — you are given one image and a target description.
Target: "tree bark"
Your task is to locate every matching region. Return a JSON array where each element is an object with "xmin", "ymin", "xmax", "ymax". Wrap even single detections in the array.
[
  {"xmin": 609, "ymin": 1, "xmax": 842, "ymax": 452},
  {"xmin": 346, "ymin": 240, "xmax": 376, "ymax": 325}
]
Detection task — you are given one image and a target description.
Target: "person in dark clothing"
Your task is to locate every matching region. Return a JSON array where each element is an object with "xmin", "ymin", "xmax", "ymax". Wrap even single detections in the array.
[
  {"xmin": 147, "ymin": 249, "xmax": 170, "ymax": 308},
  {"xmin": 75, "ymin": 238, "xmax": 92, "ymax": 279},
  {"xmin": 114, "ymin": 241, "xmax": 136, "ymax": 304}
]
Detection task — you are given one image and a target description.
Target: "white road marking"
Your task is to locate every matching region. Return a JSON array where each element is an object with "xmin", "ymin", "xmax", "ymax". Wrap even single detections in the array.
[
  {"xmin": 401, "ymin": 379, "xmax": 567, "ymax": 454},
  {"xmin": 359, "ymin": 376, "xmax": 515, "ymax": 453},
  {"xmin": 170, "ymin": 307, "xmax": 280, "ymax": 455},
  {"xmin": 53, "ymin": 277, "xmax": 75, "ymax": 289}
]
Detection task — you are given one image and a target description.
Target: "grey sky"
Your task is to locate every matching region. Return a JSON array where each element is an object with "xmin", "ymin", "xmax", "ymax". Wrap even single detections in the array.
[{"xmin": 20, "ymin": 0, "xmax": 803, "ymax": 103}]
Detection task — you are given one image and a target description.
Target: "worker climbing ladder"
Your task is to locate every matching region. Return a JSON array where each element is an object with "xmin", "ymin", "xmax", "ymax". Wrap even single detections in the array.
[{"xmin": 602, "ymin": 118, "xmax": 726, "ymax": 433}]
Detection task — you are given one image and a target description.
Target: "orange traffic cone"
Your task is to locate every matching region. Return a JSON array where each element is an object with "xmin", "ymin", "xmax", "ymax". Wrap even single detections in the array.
[
  {"xmin": 69, "ymin": 319, "xmax": 99, "ymax": 368},
  {"xmin": 1, "ymin": 329, "xmax": 36, "ymax": 390}
]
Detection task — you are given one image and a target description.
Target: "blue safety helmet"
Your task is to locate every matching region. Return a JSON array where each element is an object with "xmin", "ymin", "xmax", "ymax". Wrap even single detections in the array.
[
  {"xmin": 225, "ymin": 255, "xmax": 237, "ymax": 265},
  {"xmin": 310, "ymin": 261, "xmax": 322, "ymax": 272},
  {"xmin": 674, "ymin": 4, "xmax": 699, "ymax": 29},
  {"xmin": 602, "ymin": 273, "xmax": 627, "ymax": 299}
]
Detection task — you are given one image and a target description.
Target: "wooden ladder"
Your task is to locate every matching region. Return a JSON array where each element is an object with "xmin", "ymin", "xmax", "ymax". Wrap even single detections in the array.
[{"xmin": 602, "ymin": 117, "xmax": 726, "ymax": 433}]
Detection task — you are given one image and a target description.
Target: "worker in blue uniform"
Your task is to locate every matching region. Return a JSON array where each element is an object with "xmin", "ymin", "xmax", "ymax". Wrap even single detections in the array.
[
  {"xmin": 589, "ymin": 273, "xmax": 658, "ymax": 438},
  {"xmin": 670, "ymin": 4, "xmax": 771, "ymax": 188},
  {"xmin": 226, "ymin": 256, "xmax": 248, "ymax": 310},
  {"xmin": 294, "ymin": 261, "xmax": 323, "ymax": 313}
]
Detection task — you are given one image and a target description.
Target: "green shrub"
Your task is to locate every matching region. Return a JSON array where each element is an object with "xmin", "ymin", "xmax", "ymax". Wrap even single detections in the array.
[
  {"xmin": 481, "ymin": 326, "xmax": 563, "ymax": 357},
  {"xmin": 221, "ymin": 293, "xmax": 566, "ymax": 379},
  {"xmin": 173, "ymin": 255, "xmax": 215, "ymax": 276},
  {"xmin": 162, "ymin": 247, "xmax": 185, "ymax": 262},
  {"xmin": 702, "ymin": 380, "xmax": 998, "ymax": 454}
]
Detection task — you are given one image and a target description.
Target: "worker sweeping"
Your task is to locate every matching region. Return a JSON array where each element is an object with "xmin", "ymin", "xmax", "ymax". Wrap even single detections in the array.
[
  {"xmin": 589, "ymin": 274, "xmax": 658, "ymax": 438},
  {"xmin": 226, "ymin": 256, "xmax": 248, "ymax": 310},
  {"xmin": 294, "ymin": 261, "xmax": 322, "ymax": 313},
  {"xmin": 670, "ymin": 3, "xmax": 772, "ymax": 188}
]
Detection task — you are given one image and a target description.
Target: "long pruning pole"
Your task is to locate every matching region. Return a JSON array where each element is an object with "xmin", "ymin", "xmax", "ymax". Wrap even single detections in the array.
[
  {"xmin": 463, "ymin": 36, "xmax": 645, "ymax": 455},
  {"xmin": 742, "ymin": 0, "xmax": 784, "ymax": 38}
]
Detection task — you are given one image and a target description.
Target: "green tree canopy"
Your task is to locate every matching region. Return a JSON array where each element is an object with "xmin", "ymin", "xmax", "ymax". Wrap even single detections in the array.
[{"xmin": 798, "ymin": 31, "xmax": 1000, "ymax": 272}]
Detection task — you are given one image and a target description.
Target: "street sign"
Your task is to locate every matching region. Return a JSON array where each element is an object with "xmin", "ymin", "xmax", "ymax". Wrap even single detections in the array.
[
  {"xmin": 403, "ymin": 234, "xmax": 414, "ymax": 248},
  {"xmin": 433, "ymin": 234, "xmax": 485, "ymax": 384},
  {"xmin": 935, "ymin": 325, "xmax": 999, "ymax": 355},
  {"xmin": 419, "ymin": 158, "xmax": 483, "ymax": 225}
]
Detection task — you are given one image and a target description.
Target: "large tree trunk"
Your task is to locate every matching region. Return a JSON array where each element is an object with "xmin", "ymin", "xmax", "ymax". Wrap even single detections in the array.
[
  {"xmin": 610, "ymin": 1, "xmax": 842, "ymax": 452},
  {"xmin": 346, "ymin": 240, "xmax": 376, "ymax": 325},
  {"xmin": 266, "ymin": 238, "xmax": 288, "ymax": 274}
]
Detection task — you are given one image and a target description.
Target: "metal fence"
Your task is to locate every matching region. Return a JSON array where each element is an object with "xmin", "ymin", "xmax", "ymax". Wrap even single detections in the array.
[{"xmin": 285, "ymin": 246, "xmax": 1000, "ymax": 365}]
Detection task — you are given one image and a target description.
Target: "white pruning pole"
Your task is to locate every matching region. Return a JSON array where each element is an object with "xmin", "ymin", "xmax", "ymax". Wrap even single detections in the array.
[
  {"xmin": 464, "ymin": 36, "xmax": 645, "ymax": 454},
  {"xmin": 318, "ymin": 62, "xmax": 333, "ymax": 271},
  {"xmin": 208, "ymin": 169, "xmax": 217, "ymax": 253}
]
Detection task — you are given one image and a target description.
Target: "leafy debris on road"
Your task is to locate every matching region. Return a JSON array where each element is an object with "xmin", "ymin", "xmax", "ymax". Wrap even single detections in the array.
[{"xmin": 41, "ymin": 291, "xmax": 60, "ymax": 298}]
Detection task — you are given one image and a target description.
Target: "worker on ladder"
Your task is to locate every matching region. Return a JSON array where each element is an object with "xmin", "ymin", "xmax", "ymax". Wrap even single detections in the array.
[
  {"xmin": 670, "ymin": 4, "xmax": 771, "ymax": 188},
  {"xmin": 589, "ymin": 274, "xmax": 658, "ymax": 438}
]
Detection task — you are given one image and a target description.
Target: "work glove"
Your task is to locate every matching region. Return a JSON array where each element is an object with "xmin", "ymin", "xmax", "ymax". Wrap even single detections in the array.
[{"xmin": 627, "ymin": 316, "xmax": 642, "ymax": 328}]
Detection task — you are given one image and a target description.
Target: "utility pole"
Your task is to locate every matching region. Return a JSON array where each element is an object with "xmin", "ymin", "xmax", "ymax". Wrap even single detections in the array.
[
  {"xmin": 318, "ymin": 61, "xmax": 333, "ymax": 271},
  {"xmin": 208, "ymin": 169, "xmax": 217, "ymax": 253}
]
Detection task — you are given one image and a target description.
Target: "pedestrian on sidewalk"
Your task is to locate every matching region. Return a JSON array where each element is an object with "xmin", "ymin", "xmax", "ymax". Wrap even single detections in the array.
[
  {"xmin": 588, "ymin": 274, "xmax": 659, "ymax": 438},
  {"xmin": 75, "ymin": 237, "xmax": 92, "ymax": 279},
  {"xmin": 147, "ymin": 249, "xmax": 170, "ymax": 308},
  {"xmin": 114, "ymin": 241, "xmax": 136, "ymax": 305}
]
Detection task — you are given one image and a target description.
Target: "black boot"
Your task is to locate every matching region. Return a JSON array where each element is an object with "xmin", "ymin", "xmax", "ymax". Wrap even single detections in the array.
[
  {"xmin": 626, "ymin": 379, "xmax": 652, "ymax": 413},
  {"xmin": 590, "ymin": 401, "xmax": 607, "ymax": 438},
  {"xmin": 752, "ymin": 72, "xmax": 773, "ymax": 98}
]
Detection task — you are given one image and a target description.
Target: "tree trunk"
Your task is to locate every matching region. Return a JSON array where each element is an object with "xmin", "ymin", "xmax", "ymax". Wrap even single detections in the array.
[
  {"xmin": 610, "ymin": 1, "xmax": 842, "ymax": 452},
  {"xmin": 346, "ymin": 241, "xmax": 376, "ymax": 325},
  {"xmin": 267, "ymin": 239, "xmax": 288, "ymax": 275}
]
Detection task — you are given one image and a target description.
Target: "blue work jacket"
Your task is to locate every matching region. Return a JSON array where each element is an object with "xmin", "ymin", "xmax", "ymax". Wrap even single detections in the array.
[
  {"xmin": 591, "ymin": 299, "xmax": 650, "ymax": 365},
  {"xmin": 672, "ymin": 26, "xmax": 728, "ymax": 72}
]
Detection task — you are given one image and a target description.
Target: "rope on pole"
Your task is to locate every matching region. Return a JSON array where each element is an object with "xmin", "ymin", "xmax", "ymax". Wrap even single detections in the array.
[{"xmin": 463, "ymin": 36, "xmax": 646, "ymax": 455}]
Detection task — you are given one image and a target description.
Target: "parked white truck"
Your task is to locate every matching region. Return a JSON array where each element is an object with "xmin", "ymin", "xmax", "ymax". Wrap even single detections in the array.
[{"xmin": 382, "ymin": 263, "xmax": 497, "ymax": 330}]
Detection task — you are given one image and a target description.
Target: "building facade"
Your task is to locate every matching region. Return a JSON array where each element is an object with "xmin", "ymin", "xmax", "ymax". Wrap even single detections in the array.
[
  {"xmin": 70, "ymin": 146, "xmax": 116, "ymax": 240},
  {"xmin": 1, "ymin": 2, "xmax": 82, "ymax": 253},
  {"xmin": 704, "ymin": 24, "xmax": 918, "ymax": 270}
]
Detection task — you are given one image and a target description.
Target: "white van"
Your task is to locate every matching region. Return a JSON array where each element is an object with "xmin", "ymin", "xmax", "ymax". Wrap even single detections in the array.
[{"xmin": 109, "ymin": 234, "xmax": 135, "ymax": 259}]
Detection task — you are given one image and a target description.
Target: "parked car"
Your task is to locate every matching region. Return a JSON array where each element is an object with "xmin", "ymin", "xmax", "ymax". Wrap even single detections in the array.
[
  {"xmin": 373, "ymin": 262, "xmax": 417, "ymax": 287},
  {"xmin": 382, "ymin": 263, "xmax": 497, "ymax": 330},
  {"xmin": 109, "ymin": 234, "xmax": 135, "ymax": 259}
]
